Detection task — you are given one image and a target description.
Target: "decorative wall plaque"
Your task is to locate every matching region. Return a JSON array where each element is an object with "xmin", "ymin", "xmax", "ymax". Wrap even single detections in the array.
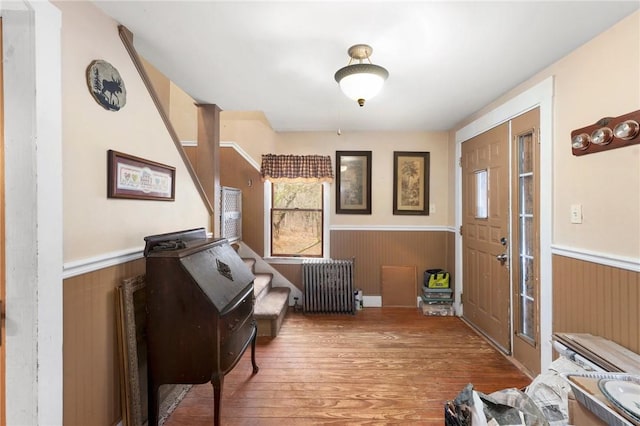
[{"xmin": 86, "ymin": 59, "xmax": 127, "ymax": 111}]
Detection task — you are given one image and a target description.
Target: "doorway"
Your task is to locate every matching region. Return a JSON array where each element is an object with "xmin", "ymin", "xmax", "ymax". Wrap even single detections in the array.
[{"xmin": 460, "ymin": 108, "xmax": 541, "ymax": 375}]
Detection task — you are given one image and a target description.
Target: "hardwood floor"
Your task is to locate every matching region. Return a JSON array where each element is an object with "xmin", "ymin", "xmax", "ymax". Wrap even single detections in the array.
[{"xmin": 163, "ymin": 308, "xmax": 531, "ymax": 426}]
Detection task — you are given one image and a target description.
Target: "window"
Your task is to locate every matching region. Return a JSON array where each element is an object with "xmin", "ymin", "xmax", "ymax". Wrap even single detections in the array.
[
  {"xmin": 260, "ymin": 153, "xmax": 333, "ymax": 259},
  {"xmin": 271, "ymin": 182, "xmax": 323, "ymax": 257}
]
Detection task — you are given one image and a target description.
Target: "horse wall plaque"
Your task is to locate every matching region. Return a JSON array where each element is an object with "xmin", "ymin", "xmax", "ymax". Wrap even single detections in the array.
[{"xmin": 86, "ymin": 59, "xmax": 127, "ymax": 111}]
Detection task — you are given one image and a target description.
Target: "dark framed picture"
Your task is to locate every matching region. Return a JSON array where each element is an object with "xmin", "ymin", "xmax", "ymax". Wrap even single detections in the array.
[
  {"xmin": 393, "ymin": 151, "xmax": 430, "ymax": 215},
  {"xmin": 336, "ymin": 151, "xmax": 372, "ymax": 214},
  {"xmin": 107, "ymin": 150, "xmax": 175, "ymax": 201}
]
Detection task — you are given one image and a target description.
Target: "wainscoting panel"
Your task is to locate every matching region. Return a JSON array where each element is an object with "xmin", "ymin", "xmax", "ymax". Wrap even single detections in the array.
[
  {"xmin": 552, "ymin": 254, "xmax": 639, "ymax": 355},
  {"xmin": 381, "ymin": 265, "xmax": 417, "ymax": 307},
  {"xmin": 63, "ymin": 258, "xmax": 145, "ymax": 426},
  {"xmin": 330, "ymin": 230, "xmax": 454, "ymax": 298},
  {"xmin": 271, "ymin": 263, "xmax": 302, "ymax": 289}
]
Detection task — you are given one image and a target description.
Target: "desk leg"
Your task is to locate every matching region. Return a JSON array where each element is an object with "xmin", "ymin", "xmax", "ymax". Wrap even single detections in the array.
[
  {"xmin": 211, "ymin": 374, "xmax": 223, "ymax": 426},
  {"xmin": 251, "ymin": 321, "xmax": 259, "ymax": 374},
  {"xmin": 148, "ymin": 377, "xmax": 159, "ymax": 426}
]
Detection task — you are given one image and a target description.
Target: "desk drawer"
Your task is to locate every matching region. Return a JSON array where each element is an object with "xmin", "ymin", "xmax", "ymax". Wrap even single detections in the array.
[
  {"xmin": 220, "ymin": 319, "xmax": 255, "ymax": 372},
  {"xmin": 220, "ymin": 292, "xmax": 253, "ymax": 343}
]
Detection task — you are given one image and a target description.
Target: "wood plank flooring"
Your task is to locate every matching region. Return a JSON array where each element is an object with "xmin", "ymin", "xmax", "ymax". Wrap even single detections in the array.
[{"xmin": 163, "ymin": 308, "xmax": 531, "ymax": 426}]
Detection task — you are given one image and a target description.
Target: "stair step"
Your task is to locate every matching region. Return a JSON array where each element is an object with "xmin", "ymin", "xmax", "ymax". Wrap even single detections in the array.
[
  {"xmin": 242, "ymin": 258, "xmax": 256, "ymax": 273},
  {"xmin": 254, "ymin": 287, "xmax": 290, "ymax": 319},
  {"xmin": 254, "ymin": 287, "xmax": 290, "ymax": 338},
  {"xmin": 253, "ymin": 273, "xmax": 273, "ymax": 301}
]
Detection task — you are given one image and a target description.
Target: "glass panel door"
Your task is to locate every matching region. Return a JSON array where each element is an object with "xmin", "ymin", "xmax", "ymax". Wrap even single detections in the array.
[{"xmin": 516, "ymin": 131, "xmax": 536, "ymax": 343}]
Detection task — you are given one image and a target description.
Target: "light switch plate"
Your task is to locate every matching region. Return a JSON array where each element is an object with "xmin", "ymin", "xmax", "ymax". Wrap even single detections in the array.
[
  {"xmin": 429, "ymin": 204, "xmax": 436, "ymax": 214},
  {"xmin": 570, "ymin": 204, "xmax": 582, "ymax": 224}
]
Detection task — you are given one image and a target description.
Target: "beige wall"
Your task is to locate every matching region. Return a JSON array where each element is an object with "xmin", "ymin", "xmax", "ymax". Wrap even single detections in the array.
[
  {"xmin": 551, "ymin": 12, "xmax": 639, "ymax": 258},
  {"xmin": 454, "ymin": 11, "xmax": 640, "ymax": 259},
  {"xmin": 58, "ymin": 1, "xmax": 210, "ymax": 262},
  {"xmin": 170, "ymin": 81, "xmax": 198, "ymax": 143},
  {"xmin": 276, "ymin": 131, "xmax": 450, "ymax": 227},
  {"xmin": 140, "ymin": 56, "xmax": 170, "ymax": 114},
  {"xmin": 220, "ymin": 111, "xmax": 278, "ymax": 163}
]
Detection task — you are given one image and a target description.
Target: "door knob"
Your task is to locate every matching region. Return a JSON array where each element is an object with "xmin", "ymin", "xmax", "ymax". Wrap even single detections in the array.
[{"xmin": 495, "ymin": 253, "xmax": 508, "ymax": 265}]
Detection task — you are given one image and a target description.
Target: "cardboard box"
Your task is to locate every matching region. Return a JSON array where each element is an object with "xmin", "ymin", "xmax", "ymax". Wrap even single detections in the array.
[{"xmin": 568, "ymin": 393, "xmax": 607, "ymax": 426}]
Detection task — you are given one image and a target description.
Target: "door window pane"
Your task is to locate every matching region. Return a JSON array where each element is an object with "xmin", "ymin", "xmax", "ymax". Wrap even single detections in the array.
[
  {"xmin": 517, "ymin": 130, "xmax": 536, "ymax": 342},
  {"xmin": 521, "ymin": 256, "xmax": 534, "ymax": 298},
  {"xmin": 520, "ymin": 296, "xmax": 535, "ymax": 339},
  {"xmin": 475, "ymin": 170, "xmax": 488, "ymax": 218},
  {"xmin": 519, "ymin": 175, "xmax": 534, "ymax": 215},
  {"xmin": 521, "ymin": 217, "xmax": 533, "ymax": 256},
  {"xmin": 519, "ymin": 134, "xmax": 533, "ymax": 173}
]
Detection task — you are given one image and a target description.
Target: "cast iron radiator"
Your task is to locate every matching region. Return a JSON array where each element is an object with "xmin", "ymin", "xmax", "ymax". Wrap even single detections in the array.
[{"xmin": 302, "ymin": 258, "xmax": 355, "ymax": 314}]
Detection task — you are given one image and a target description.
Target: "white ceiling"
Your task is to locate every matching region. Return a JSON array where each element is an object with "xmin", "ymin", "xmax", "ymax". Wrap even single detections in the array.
[{"xmin": 93, "ymin": 1, "xmax": 639, "ymax": 132}]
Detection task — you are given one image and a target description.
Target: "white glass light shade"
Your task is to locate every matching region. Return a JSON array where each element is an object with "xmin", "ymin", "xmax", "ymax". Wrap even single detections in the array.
[{"xmin": 335, "ymin": 63, "xmax": 388, "ymax": 107}]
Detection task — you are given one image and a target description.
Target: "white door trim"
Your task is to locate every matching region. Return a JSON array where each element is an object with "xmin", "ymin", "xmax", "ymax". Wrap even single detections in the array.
[
  {"xmin": 2, "ymin": 2, "xmax": 63, "ymax": 425},
  {"xmin": 455, "ymin": 77, "xmax": 554, "ymax": 372}
]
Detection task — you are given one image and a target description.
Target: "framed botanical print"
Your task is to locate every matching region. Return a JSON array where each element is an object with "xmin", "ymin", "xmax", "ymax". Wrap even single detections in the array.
[
  {"xmin": 336, "ymin": 151, "xmax": 372, "ymax": 214},
  {"xmin": 393, "ymin": 151, "xmax": 430, "ymax": 215}
]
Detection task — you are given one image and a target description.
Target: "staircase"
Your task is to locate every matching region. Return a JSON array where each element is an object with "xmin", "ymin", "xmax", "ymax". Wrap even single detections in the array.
[{"xmin": 243, "ymin": 258, "xmax": 290, "ymax": 337}]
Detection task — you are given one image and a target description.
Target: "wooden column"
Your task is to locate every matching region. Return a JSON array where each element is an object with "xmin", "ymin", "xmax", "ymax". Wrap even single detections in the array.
[{"xmin": 195, "ymin": 104, "xmax": 221, "ymax": 236}]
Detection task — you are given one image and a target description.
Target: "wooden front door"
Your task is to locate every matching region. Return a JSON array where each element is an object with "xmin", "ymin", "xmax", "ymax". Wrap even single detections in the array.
[
  {"xmin": 461, "ymin": 123, "xmax": 510, "ymax": 352},
  {"xmin": 461, "ymin": 109, "xmax": 542, "ymax": 373}
]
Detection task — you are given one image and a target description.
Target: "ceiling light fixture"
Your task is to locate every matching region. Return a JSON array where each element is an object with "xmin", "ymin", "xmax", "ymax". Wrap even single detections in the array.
[{"xmin": 334, "ymin": 44, "xmax": 388, "ymax": 107}]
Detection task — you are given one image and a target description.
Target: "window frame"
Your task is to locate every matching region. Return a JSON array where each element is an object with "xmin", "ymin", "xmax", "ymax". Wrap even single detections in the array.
[{"xmin": 264, "ymin": 180, "xmax": 331, "ymax": 262}]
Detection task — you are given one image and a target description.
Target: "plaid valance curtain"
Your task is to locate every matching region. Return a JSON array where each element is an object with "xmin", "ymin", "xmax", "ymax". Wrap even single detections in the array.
[{"xmin": 260, "ymin": 154, "xmax": 334, "ymax": 183}]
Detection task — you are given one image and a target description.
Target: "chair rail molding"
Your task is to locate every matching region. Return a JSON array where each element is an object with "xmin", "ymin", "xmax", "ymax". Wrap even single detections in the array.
[
  {"xmin": 220, "ymin": 140, "xmax": 261, "ymax": 170},
  {"xmin": 330, "ymin": 225, "xmax": 454, "ymax": 232},
  {"xmin": 63, "ymin": 248, "xmax": 144, "ymax": 279},
  {"xmin": 551, "ymin": 244, "xmax": 640, "ymax": 272}
]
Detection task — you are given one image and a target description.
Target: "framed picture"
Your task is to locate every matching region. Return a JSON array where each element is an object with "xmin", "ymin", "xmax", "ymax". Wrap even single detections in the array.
[
  {"xmin": 115, "ymin": 275, "xmax": 191, "ymax": 426},
  {"xmin": 108, "ymin": 150, "xmax": 175, "ymax": 201},
  {"xmin": 336, "ymin": 151, "xmax": 372, "ymax": 214},
  {"xmin": 393, "ymin": 151, "xmax": 430, "ymax": 215}
]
